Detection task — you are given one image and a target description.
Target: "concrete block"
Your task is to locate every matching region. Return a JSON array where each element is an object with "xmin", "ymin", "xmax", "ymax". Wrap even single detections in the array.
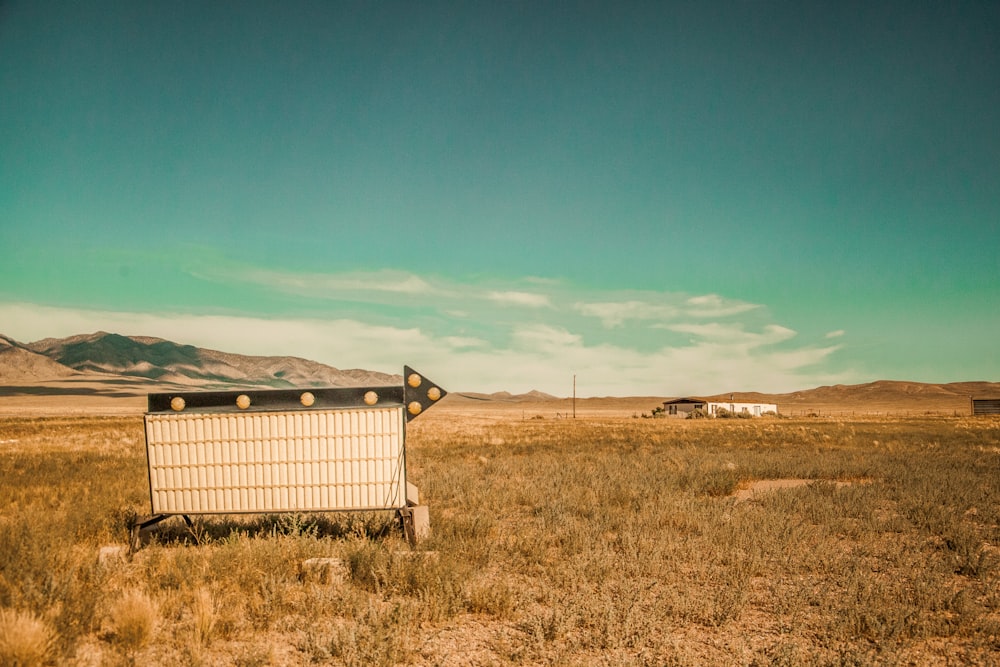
[
  {"xmin": 98, "ymin": 545, "xmax": 128, "ymax": 565},
  {"xmin": 406, "ymin": 482, "xmax": 420, "ymax": 506},
  {"xmin": 398, "ymin": 505, "xmax": 431, "ymax": 545},
  {"xmin": 299, "ymin": 557, "xmax": 346, "ymax": 585},
  {"xmin": 410, "ymin": 505, "xmax": 431, "ymax": 541}
]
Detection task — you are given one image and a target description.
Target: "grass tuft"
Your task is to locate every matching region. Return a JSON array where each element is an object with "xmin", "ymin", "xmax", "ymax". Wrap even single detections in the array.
[
  {"xmin": 190, "ymin": 587, "xmax": 216, "ymax": 648},
  {"xmin": 0, "ymin": 608, "xmax": 56, "ymax": 667},
  {"xmin": 108, "ymin": 590, "xmax": 158, "ymax": 656}
]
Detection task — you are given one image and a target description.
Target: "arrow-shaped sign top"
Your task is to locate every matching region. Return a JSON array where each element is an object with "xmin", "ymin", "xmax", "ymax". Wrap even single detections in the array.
[{"xmin": 402, "ymin": 365, "xmax": 448, "ymax": 421}]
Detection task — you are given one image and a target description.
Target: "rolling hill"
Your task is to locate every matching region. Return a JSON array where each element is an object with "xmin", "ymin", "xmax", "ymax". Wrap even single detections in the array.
[
  {"xmin": 7, "ymin": 331, "xmax": 399, "ymax": 389},
  {"xmin": 707, "ymin": 380, "xmax": 1000, "ymax": 410},
  {"xmin": 0, "ymin": 334, "xmax": 79, "ymax": 382},
  {"xmin": 702, "ymin": 380, "xmax": 1000, "ymax": 413},
  {"xmin": 1, "ymin": 331, "xmax": 997, "ymax": 414}
]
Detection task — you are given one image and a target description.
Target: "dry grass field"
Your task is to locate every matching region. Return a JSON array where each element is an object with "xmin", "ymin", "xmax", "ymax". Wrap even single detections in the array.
[{"xmin": 1, "ymin": 403, "xmax": 999, "ymax": 665}]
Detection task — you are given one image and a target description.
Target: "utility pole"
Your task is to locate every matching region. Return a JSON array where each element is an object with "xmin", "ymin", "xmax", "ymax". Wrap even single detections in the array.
[{"xmin": 573, "ymin": 374, "xmax": 576, "ymax": 419}]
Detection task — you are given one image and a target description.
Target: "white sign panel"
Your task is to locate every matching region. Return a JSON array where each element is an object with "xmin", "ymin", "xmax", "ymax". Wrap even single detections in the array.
[{"xmin": 144, "ymin": 407, "xmax": 406, "ymax": 514}]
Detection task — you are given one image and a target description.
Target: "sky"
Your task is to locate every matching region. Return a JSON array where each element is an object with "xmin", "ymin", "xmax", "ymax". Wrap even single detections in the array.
[{"xmin": 1, "ymin": 1, "xmax": 998, "ymax": 396}]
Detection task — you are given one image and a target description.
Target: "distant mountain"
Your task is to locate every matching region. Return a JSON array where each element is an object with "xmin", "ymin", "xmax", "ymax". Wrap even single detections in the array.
[
  {"xmin": 3, "ymin": 332, "xmax": 998, "ymax": 404},
  {"xmin": 701, "ymin": 380, "xmax": 1000, "ymax": 411},
  {"xmin": 779, "ymin": 380, "xmax": 1000, "ymax": 403},
  {"xmin": 17, "ymin": 331, "xmax": 401, "ymax": 389},
  {"xmin": 0, "ymin": 334, "xmax": 80, "ymax": 382},
  {"xmin": 447, "ymin": 380, "xmax": 1000, "ymax": 408}
]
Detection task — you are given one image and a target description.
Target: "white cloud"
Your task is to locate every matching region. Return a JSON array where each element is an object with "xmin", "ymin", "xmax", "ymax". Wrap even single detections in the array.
[
  {"xmin": 203, "ymin": 267, "xmax": 438, "ymax": 298},
  {"xmin": 511, "ymin": 325, "xmax": 582, "ymax": 350},
  {"xmin": 664, "ymin": 323, "xmax": 797, "ymax": 347},
  {"xmin": 0, "ymin": 272, "xmax": 852, "ymax": 396},
  {"xmin": 685, "ymin": 294, "xmax": 761, "ymax": 317},
  {"xmin": 686, "ymin": 294, "xmax": 723, "ymax": 307},
  {"xmin": 574, "ymin": 293, "xmax": 759, "ymax": 328},
  {"xmin": 441, "ymin": 336, "xmax": 489, "ymax": 349},
  {"xmin": 825, "ymin": 329, "xmax": 846, "ymax": 338},
  {"xmin": 574, "ymin": 300, "xmax": 678, "ymax": 328},
  {"xmin": 486, "ymin": 291, "xmax": 551, "ymax": 308},
  {"xmin": 766, "ymin": 344, "xmax": 844, "ymax": 371}
]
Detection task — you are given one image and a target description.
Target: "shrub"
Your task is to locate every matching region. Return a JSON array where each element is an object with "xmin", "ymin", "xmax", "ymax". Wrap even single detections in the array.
[
  {"xmin": 191, "ymin": 587, "xmax": 216, "ymax": 648},
  {"xmin": 343, "ymin": 540, "xmax": 392, "ymax": 592},
  {"xmin": 326, "ymin": 602, "xmax": 412, "ymax": 667},
  {"xmin": 466, "ymin": 578, "xmax": 517, "ymax": 618},
  {"xmin": 700, "ymin": 468, "xmax": 743, "ymax": 497},
  {"xmin": 0, "ymin": 608, "xmax": 55, "ymax": 667},
  {"xmin": 108, "ymin": 590, "xmax": 158, "ymax": 655}
]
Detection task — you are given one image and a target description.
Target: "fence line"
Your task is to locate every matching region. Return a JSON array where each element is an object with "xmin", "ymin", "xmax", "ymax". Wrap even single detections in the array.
[{"xmin": 780, "ymin": 410, "xmax": 970, "ymax": 417}]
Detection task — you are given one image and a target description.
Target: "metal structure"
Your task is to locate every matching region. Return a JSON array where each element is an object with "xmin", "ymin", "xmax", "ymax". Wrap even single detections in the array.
[
  {"xmin": 131, "ymin": 365, "xmax": 445, "ymax": 549},
  {"xmin": 971, "ymin": 397, "xmax": 1000, "ymax": 416}
]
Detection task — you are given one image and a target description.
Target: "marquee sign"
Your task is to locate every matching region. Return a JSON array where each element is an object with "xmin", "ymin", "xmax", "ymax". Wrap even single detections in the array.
[{"xmin": 132, "ymin": 366, "xmax": 446, "ymax": 547}]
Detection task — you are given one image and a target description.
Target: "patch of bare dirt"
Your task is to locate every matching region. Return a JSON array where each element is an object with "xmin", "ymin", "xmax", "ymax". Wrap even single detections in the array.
[{"xmin": 731, "ymin": 478, "xmax": 860, "ymax": 503}]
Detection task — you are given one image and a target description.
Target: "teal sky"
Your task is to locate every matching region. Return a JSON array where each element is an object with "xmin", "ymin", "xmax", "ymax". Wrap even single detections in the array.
[{"xmin": 2, "ymin": 1, "xmax": 998, "ymax": 395}]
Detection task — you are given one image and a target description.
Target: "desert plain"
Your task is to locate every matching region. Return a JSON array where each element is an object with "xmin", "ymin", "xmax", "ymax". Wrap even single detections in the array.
[{"xmin": 1, "ymin": 380, "xmax": 999, "ymax": 666}]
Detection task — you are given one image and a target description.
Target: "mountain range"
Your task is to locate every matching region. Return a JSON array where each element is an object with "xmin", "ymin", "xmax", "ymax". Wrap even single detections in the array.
[
  {"xmin": 0, "ymin": 331, "xmax": 399, "ymax": 389},
  {"xmin": 1, "ymin": 331, "xmax": 997, "ymax": 408},
  {"xmin": 698, "ymin": 380, "xmax": 1000, "ymax": 413}
]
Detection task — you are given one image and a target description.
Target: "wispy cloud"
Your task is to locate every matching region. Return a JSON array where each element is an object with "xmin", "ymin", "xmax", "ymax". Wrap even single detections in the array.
[
  {"xmin": 685, "ymin": 294, "xmax": 761, "ymax": 318},
  {"xmin": 825, "ymin": 329, "xmax": 846, "ymax": 339},
  {"xmin": 574, "ymin": 300, "xmax": 679, "ymax": 328},
  {"xmin": 511, "ymin": 324, "xmax": 583, "ymax": 350},
  {"xmin": 198, "ymin": 267, "xmax": 440, "ymax": 299},
  {"xmin": 575, "ymin": 293, "xmax": 759, "ymax": 328},
  {"xmin": 441, "ymin": 335, "xmax": 489, "ymax": 349},
  {"xmin": 663, "ymin": 323, "xmax": 797, "ymax": 347},
  {"xmin": 487, "ymin": 291, "xmax": 551, "ymax": 308},
  {"xmin": 0, "ymin": 267, "xmax": 853, "ymax": 395}
]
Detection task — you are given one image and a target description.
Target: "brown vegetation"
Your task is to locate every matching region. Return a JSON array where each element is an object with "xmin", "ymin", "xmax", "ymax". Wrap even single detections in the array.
[{"xmin": 1, "ymin": 408, "xmax": 999, "ymax": 664}]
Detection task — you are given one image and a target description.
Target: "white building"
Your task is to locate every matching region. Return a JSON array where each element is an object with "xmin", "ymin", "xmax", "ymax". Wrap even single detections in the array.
[{"xmin": 662, "ymin": 397, "xmax": 778, "ymax": 418}]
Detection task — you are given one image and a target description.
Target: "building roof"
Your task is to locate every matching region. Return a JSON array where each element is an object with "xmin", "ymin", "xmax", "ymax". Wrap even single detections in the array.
[{"xmin": 662, "ymin": 397, "xmax": 709, "ymax": 405}]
